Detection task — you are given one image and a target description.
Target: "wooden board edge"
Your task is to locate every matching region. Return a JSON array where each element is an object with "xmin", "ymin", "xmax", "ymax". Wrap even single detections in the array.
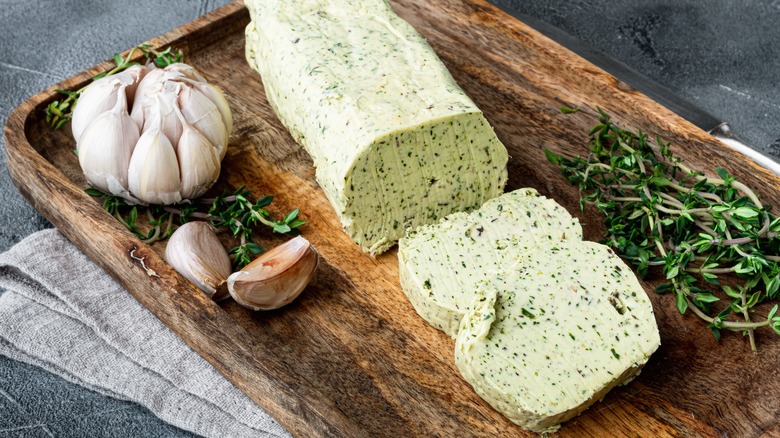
[{"xmin": 5, "ymin": 0, "xmax": 780, "ymax": 436}]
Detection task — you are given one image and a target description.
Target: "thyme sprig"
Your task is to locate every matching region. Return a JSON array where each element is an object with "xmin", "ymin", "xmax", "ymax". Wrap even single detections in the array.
[
  {"xmin": 45, "ymin": 44, "xmax": 183, "ymax": 129},
  {"xmin": 86, "ymin": 186, "xmax": 305, "ymax": 269},
  {"xmin": 546, "ymin": 108, "xmax": 780, "ymax": 351}
]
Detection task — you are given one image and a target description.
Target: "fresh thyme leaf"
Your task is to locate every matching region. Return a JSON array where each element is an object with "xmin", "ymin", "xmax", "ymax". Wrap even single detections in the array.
[
  {"xmin": 244, "ymin": 242, "xmax": 265, "ymax": 255},
  {"xmin": 283, "ymin": 208, "xmax": 300, "ymax": 224},
  {"xmin": 551, "ymin": 110, "xmax": 780, "ymax": 351},
  {"xmin": 85, "ymin": 185, "xmax": 307, "ymax": 270}
]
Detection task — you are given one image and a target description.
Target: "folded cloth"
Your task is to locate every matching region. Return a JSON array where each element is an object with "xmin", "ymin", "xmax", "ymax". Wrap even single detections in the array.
[{"xmin": 0, "ymin": 229, "xmax": 289, "ymax": 438}]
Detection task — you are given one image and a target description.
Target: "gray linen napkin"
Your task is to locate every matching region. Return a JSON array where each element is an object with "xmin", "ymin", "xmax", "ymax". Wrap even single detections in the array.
[{"xmin": 0, "ymin": 229, "xmax": 290, "ymax": 438}]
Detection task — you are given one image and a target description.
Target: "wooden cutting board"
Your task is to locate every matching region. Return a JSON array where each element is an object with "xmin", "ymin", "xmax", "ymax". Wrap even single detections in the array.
[{"xmin": 5, "ymin": 1, "xmax": 780, "ymax": 436}]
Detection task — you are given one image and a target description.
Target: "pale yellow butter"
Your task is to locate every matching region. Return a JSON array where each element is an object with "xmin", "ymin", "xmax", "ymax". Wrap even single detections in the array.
[
  {"xmin": 455, "ymin": 241, "xmax": 660, "ymax": 433},
  {"xmin": 245, "ymin": 0, "xmax": 508, "ymax": 254},
  {"xmin": 398, "ymin": 188, "xmax": 582, "ymax": 337}
]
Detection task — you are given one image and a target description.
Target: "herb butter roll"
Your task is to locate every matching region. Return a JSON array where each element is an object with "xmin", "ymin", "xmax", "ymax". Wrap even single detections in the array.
[
  {"xmin": 455, "ymin": 241, "xmax": 661, "ymax": 433},
  {"xmin": 398, "ymin": 189, "xmax": 582, "ymax": 337},
  {"xmin": 245, "ymin": 0, "xmax": 508, "ymax": 255}
]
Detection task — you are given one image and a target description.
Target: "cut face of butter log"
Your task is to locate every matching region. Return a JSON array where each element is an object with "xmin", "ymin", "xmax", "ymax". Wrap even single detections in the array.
[
  {"xmin": 398, "ymin": 189, "xmax": 583, "ymax": 337},
  {"xmin": 455, "ymin": 241, "xmax": 660, "ymax": 433},
  {"xmin": 244, "ymin": 0, "xmax": 508, "ymax": 255}
]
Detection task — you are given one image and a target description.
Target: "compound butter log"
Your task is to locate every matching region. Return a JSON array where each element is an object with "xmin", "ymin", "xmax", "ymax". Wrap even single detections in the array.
[{"xmin": 244, "ymin": 0, "xmax": 508, "ymax": 255}]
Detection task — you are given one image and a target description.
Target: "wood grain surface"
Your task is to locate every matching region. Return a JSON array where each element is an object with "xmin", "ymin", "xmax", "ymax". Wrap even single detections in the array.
[{"xmin": 5, "ymin": 1, "xmax": 780, "ymax": 436}]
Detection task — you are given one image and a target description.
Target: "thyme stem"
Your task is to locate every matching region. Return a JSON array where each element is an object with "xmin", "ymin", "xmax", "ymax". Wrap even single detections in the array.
[{"xmin": 547, "ymin": 108, "xmax": 780, "ymax": 349}]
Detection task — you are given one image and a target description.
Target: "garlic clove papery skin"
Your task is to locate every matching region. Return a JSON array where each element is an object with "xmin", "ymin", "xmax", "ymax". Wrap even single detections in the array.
[
  {"xmin": 77, "ymin": 86, "xmax": 140, "ymax": 198},
  {"xmin": 199, "ymin": 83, "xmax": 232, "ymax": 135},
  {"xmin": 130, "ymin": 68, "xmax": 167, "ymax": 130},
  {"xmin": 179, "ymin": 86, "xmax": 229, "ymax": 159},
  {"xmin": 176, "ymin": 111, "xmax": 221, "ymax": 200},
  {"xmin": 164, "ymin": 63, "xmax": 207, "ymax": 83},
  {"xmin": 121, "ymin": 65, "xmax": 150, "ymax": 109},
  {"xmin": 74, "ymin": 66, "xmax": 148, "ymax": 143},
  {"xmin": 165, "ymin": 222, "xmax": 232, "ymax": 300},
  {"xmin": 180, "ymin": 80, "xmax": 233, "ymax": 136},
  {"xmin": 127, "ymin": 118, "xmax": 183, "ymax": 205},
  {"xmin": 151, "ymin": 89, "xmax": 184, "ymax": 148},
  {"xmin": 227, "ymin": 236, "xmax": 319, "ymax": 311},
  {"xmin": 72, "ymin": 78, "xmax": 122, "ymax": 144}
]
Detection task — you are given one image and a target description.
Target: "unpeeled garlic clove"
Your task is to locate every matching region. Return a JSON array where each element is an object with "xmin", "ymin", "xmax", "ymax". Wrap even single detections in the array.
[
  {"xmin": 121, "ymin": 64, "xmax": 150, "ymax": 109},
  {"xmin": 72, "ymin": 78, "xmax": 122, "ymax": 143},
  {"xmin": 179, "ymin": 79, "xmax": 233, "ymax": 137},
  {"xmin": 73, "ymin": 65, "xmax": 148, "ymax": 142},
  {"xmin": 179, "ymin": 85, "xmax": 228, "ymax": 159},
  {"xmin": 174, "ymin": 106, "xmax": 221, "ymax": 199},
  {"xmin": 152, "ymin": 89, "xmax": 184, "ymax": 147},
  {"xmin": 77, "ymin": 85, "xmax": 140, "ymax": 198},
  {"xmin": 127, "ymin": 112, "xmax": 182, "ymax": 205},
  {"xmin": 164, "ymin": 63, "xmax": 207, "ymax": 83},
  {"xmin": 130, "ymin": 68, "xmax": 166, "ymax": 130},
  {"xmin": 165, "ymin": 221, "xmax": 231, "ymax": 300},
  {"xmin": 227, "ymin": 236, "xmax": 319, "ymax": 311}
]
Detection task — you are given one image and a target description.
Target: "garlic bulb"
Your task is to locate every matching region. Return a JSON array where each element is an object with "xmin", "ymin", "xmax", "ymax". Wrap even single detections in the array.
[
  {"xmin": 73, "ymin": 63, "xmax": 232, "ymax": 205},
  {"xmin": 227, "ymin": 236, "xmax": 319, "ymax": 311},
  {"xmin": 165, "ymin": 222, "xmax": 232, "ymax": 300}
]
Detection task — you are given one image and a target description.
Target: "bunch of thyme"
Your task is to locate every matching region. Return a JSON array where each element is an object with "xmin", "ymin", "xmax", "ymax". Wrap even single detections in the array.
[
  {"xmin": 87, "ymin": 186, "xmax": 305, "ymax": 269},
  {"xmin": 546, "ymin": 108, "xmax": 780, "ymax": 351},
  {"xmin": 45, "ymin": 44, "xmax": 184, "ymax": 129}
]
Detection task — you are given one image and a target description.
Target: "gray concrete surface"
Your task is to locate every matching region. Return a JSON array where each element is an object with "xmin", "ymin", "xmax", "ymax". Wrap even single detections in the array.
[
  {"xmin": 492, "ymin": 0, "xmax": 780, "ymax": 156},
  {"xmin": 1, "ymin": 0, "xmax": 778, "ymax": 436}
]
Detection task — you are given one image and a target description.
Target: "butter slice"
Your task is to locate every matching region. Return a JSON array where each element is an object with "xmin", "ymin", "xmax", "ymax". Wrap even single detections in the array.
[
  {"xmin": 455, "ymin": 241, "xmax": 660, "ymax": 433},
  {"xmin": 244, "ymin": 0, "xmax": 508, "ymax": 255},
  {"xmin": 398, "ymin": 188, "xmax": 582, "ymax": 337}
]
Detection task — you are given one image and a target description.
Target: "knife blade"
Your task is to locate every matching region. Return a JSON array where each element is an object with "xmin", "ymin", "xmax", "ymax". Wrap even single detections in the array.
[{"xmin": 498, "ymin": 7, "xmax": 780, "ymax": 175}]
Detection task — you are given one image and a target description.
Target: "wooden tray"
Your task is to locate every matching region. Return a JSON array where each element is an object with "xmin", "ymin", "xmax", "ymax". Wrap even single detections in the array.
[{"xmin": 6, "ymin": 1, "xmax": 780, "ymax": 436}]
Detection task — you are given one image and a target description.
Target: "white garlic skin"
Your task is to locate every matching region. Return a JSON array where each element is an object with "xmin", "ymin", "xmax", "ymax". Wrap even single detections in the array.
[
  {"xmin": 73, "ymin": 62, "xmax": 232, "ymax": 205},
  {"xmin": 72, "ymin": 65, "xmax": 149, "ymax": 143},
  {"xmin": 178, "ymin": 85, "xmax": 228, "ymax": 159},
  {"xmin": 165, "ymin": 221, "xmax": 232, "ymax": 300},
  {"xmin": 176, "ymin": 115, "xmax": 222, "ymax": 200},
  {"xmin": 127, "ymin": 121, "xmax": 182, "ymax": 205},
  {"xmin": 227, "ymin": 236, "xmax": 319, "ymax": 311},
  {"xmin": 77, "ymin": 86, "xmax": 140, "ymax": 199}
]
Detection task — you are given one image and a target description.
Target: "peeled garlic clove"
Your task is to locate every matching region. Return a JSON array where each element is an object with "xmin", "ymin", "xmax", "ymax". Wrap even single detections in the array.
[
  {"xmin": 179, "ymin": 86, "xmax": 228, "ymax": 159},
  {"xmin": 228, "ymin": 236, "xmax": 318, "ymax": 311},
  {"xmin": 127, "ymin": 118, "xmax": 182, "ymax": 205},
  {"xmin": 165, "ymin": 222, "xmax": 231, "ymax": 300},
  {"xmin": 174, "ymin": 108, "xmax": 221, "ymax": 200},
  {"xmin": 77, "ymin": 86, "xmax": 140, "ymax": 198}
]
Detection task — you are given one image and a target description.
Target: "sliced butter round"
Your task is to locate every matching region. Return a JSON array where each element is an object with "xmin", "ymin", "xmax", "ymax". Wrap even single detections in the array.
[
  {"xmin": 398, "ymin": 188, "xmax": 583, "ymax": 337},
  {"xmin": 454, "ymin": 241, "xmax": 660, "ymax": 433}
]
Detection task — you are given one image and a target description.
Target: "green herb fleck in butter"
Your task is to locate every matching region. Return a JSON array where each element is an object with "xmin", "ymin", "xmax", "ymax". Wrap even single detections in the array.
[
  {"xmin": 455, "ymin": 241, "xmax": 660, "ymax": 433},
  {"xmin": 398, "ymin": 188, "xmax": 582, "ymax": 336},
  {"xmin": 244, "ymin": 0, "xmax": 508, "ymax": 254}
]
